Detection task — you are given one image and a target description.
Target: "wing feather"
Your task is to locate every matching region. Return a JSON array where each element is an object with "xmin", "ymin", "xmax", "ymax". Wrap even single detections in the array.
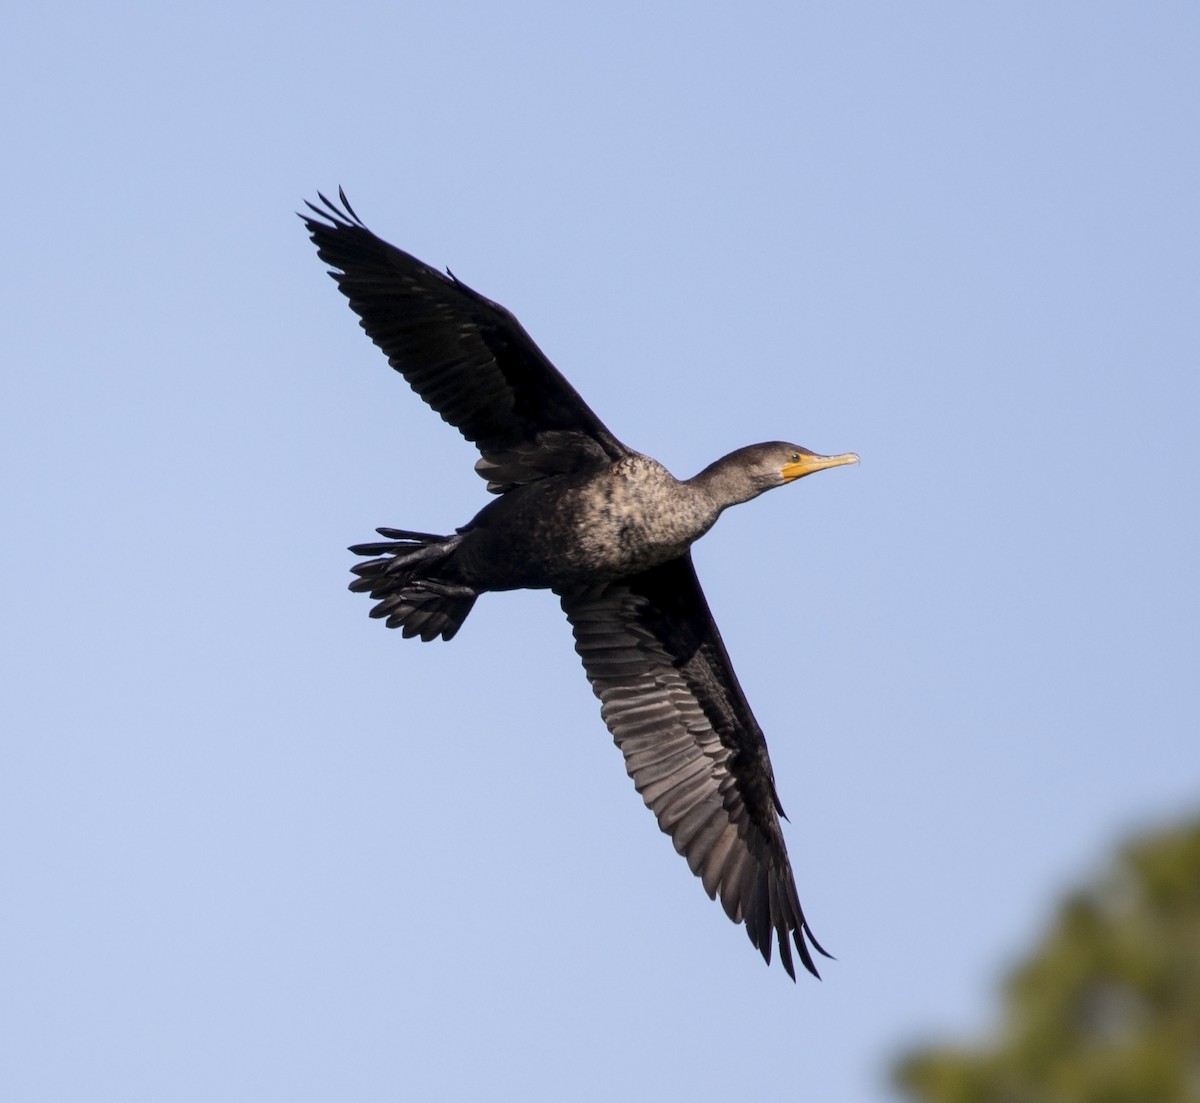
[
  {"xmin": 302, "ymin": 190, "xmax": 629, "ymax": 489},
  {"xmin": 559, "ymin": 554, "xmax": 828, "ymax": 979}
]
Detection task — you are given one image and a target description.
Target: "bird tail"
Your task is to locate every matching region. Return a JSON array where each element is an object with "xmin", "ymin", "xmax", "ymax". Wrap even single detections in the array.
[{"xmin": 348, "ymin": 528, "xmax": 478, "ymax": 642}]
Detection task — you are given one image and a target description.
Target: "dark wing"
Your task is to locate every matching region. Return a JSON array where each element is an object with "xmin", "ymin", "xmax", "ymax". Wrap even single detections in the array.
[
  {"xmin": 302, "ymin": 190, "xmax": 630, "ymax": 491},
  {"xmin": 558, "ymin": 555, "xmax": 830, "ymax": 979}
]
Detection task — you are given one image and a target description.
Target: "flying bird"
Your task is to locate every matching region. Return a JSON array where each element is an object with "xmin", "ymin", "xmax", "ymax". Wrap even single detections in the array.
[{"xmin": 302, "ymin": 190, "xmax": 857, "ymax": 979}]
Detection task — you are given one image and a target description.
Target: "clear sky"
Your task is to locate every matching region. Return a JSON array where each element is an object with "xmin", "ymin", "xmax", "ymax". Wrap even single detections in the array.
[{"xmin": 3, "ymin": 3, "xmax": 1198, "ymax": 1100}]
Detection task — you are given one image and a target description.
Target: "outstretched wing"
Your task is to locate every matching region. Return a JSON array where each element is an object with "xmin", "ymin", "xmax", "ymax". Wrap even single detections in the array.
[
  {"xmin": 558, "ymin": 555, "xmax": 829, "ymax": 979},
  {"xmin": 302, "ymin": 190, "xmax": 630, "ymax": 491}
]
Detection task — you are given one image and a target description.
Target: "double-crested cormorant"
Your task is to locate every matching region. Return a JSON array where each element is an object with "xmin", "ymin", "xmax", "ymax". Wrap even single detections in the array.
[{"xmin": 302, "ymin": 190, "xmax": 858, "ymax": 979}]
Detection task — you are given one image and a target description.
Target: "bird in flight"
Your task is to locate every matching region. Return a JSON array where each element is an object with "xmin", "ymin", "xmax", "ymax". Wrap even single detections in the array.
[{"xmin": 302, "ymin": 190, "xmax": 857, "ymax": 979}]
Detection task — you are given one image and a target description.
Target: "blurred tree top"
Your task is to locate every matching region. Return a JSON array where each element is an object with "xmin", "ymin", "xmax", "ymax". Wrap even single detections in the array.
[{"xmin": 894, "ymin": 817, "xmax": 1200, "ymax": 1103}]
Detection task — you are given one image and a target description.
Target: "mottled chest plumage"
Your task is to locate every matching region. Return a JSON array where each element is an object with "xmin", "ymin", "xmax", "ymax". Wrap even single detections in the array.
[{"xmin": 567, "ymin": 455, "xmax": 715, "ymax": 576}]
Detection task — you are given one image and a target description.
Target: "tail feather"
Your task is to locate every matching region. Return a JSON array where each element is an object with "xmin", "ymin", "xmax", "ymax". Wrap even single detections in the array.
[
  {"xmin": 349, "ymin": 527, "xmax": 448, "ymax": 555},
  {"xmin": 348, "ymin": 528, "xmax": 477, "ymax": 641}
]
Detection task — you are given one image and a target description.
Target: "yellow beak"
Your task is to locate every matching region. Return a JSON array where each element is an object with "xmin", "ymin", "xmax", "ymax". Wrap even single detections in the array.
[{"xmin": 781, "ymin": 451, "xmax": 860, "ymax": 483}]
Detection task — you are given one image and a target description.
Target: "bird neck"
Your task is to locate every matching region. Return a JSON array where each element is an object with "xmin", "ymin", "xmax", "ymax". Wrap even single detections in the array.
[{"xmin": 686, "ymin": 453, "xmax": 768, "ymax": 514}]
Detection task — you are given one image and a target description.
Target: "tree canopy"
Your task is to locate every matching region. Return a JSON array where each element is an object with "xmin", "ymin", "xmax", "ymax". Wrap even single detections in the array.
[{"xmin": 894, "ymin": 817, "xmax": 1200, "ymax": 1103}]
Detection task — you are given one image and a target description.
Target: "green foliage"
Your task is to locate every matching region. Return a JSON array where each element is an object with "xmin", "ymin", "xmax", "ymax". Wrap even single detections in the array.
[{"xmin": 894, "ymin": 818, "xmax": 1200, "ymax": 1103}]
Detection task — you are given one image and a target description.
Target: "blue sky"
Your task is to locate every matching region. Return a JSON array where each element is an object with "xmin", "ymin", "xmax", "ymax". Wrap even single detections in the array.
[{"xmin": 3, "ymin": 3, "xmax": 1198, "ymax": 1100}]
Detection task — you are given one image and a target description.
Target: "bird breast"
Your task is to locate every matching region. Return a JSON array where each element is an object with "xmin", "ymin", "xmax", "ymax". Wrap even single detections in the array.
[{"xmin": 567, "ymin": 455, "xmax": 714, "ymax": 575}]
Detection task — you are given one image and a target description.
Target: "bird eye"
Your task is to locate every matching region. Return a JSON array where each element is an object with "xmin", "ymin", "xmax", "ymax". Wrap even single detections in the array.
[{"xmin": 790, "ymin": 452, "xmax": 801, "ymax": 463}]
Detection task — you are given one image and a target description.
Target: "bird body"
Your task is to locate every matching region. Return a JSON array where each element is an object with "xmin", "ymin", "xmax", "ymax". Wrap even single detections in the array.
[
  {"xmin": 457, "ymin": 450, "xmax": 734, "ymax": 589},
  {"xmin": 303, "ymin": 190, "xmax": 857, "ymax": 979},
  {"xmin": 461, "ymin": 451, "xmax": 707, "ymax": 588}
]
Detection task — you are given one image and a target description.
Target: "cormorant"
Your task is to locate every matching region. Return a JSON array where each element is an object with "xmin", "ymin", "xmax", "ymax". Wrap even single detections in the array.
[{"xmin": 302, "ymin": 190, "xmax": 857, "ymax": 979}]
